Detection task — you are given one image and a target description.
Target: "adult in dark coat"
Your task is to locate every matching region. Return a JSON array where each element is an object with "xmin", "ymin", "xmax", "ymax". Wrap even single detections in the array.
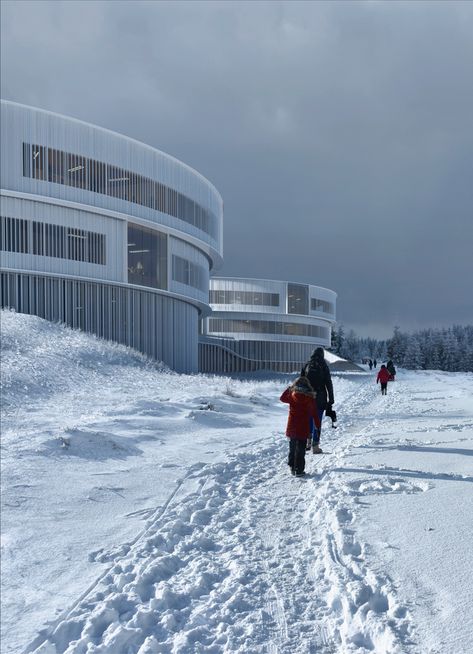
[
  {"xmin": 386, "ymin": 360, "xmax": 396, "ymax": 380},
  {"xmin": 301, "ymin": 347, "xmax": 335, "ymax": 453}
]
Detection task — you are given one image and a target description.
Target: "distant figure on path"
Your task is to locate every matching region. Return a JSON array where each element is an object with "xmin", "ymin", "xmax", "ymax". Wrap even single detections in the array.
[
  {"xmin": 386, "ymin": 360, "xmax": 396, "ymax": 380},
  {"xmin": 373, "ymin": 359, "xmax": 377, "ymax": 369},
  {"xmin": 280, "ymin": 377, "xmax": 321, "ymax": 477},
  {"xmin": 369, "ymin": 359, "xmax": 373, "ymax": 370},
  {"xmin": 377, "ymin": 364, "xmax": 391, "ymax": 395},
  {"xmin": 301, "ymin": 347, "xmax": 335, "ymax": 454}
]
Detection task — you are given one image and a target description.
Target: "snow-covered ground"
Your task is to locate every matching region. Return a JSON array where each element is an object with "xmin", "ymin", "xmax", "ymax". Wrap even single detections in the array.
[{"xmin": 1, "ymin": 311, "xmax": 472, "ymax": 654}]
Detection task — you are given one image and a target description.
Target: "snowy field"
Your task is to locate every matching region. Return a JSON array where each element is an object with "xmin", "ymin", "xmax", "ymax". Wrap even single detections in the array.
[{"xmin": 1, "ymin": 311, "xmax": 472, "ymax": 654}]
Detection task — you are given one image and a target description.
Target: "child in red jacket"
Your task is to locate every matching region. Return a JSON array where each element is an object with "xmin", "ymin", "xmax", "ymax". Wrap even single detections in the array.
[
  {"xmin": 280, "ymin": 377, "xmax": 321, "ymax": 477},
  {"xmin": 377, "ymin": 364, "xmax": 391, "ymax": 395}
]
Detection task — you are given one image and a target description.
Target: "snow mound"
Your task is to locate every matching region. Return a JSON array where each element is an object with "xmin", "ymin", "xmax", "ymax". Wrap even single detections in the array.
[{"xmin": 0, "ymin": 310, "xmax": 170, "ymax": 411}]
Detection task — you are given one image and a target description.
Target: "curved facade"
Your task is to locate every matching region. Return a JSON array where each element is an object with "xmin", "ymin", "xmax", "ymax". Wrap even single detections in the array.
[
  {"xmin": 200, "ymin": 277, "xmax": 337, "ymax": 373},
  {"xmin": 0, "ymin": 101, "xmax": 223, "ymax": 373}
]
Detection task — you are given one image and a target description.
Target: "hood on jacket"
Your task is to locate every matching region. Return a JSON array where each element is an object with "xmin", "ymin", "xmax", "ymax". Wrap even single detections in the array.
[
  {"xmin": 311, "ymin": 347, "xmax": 325, "ymax": 361},
  {"xmin": 291, "ymin": 376, "xmax": 314, "ymax": 395}
]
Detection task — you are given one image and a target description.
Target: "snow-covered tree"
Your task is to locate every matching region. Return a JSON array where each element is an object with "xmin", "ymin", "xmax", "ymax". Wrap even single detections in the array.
[
  {"xmin": 340, "ymin": 329, "xmax": 359, "ymax": 362},
  {"xmin": 387, "ymin": 325, "xmax": 408, "ymax": 363},
  {"xmin": 403, "ymin": 337, "xmax": 423, "ymax": 370},
  {"xmin": 332, "ymin": 323, "xmax": 345, "ymax": 356}
]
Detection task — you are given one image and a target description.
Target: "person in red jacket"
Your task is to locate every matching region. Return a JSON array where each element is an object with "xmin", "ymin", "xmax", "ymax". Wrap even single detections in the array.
[
  {"xmin": 280, "ymin": 377, "xmax": 321, "ymax": 477},
  {"xmin": 377, "ymin": 364, "xmax": 391, "ymax": 395}
]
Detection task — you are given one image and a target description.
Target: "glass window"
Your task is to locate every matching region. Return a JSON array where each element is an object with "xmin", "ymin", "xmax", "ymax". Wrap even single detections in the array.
[
  {"xmin": 107, "ymin": 164, "xmax": 129, "ymax": 199},
  {"xmin": 67, "ymin": 228, "xmax": 87, "ymax": 261},
  {"xmin": 32, "ymin": 221, "xmax": 44, "ymax": 255},
  {"xmin": 207, "ymin": 318, "xmax": 327, "ymax": 338},
  {"xmin": 0, "ymin": 217, "xmax": 28, "ymax": 253},
  {"xmin": 31, "ymin": 145, "xmax": 47, "ymax": 181},
  {"xmin": 287, "ymin": 283, "xmax": 309, "ymax": 315},
  {"xmin": 128, "ymin": 223, "xmax": 167, "ymax": 290},
  {"xmin": 311, "ymin": 298, "xmax": 334, "ymax": 314},
  {"xmin": 172, "ymin": 255, "xmax": 206, "ymax": 291},
  {"xmin": 66, "ymin": 153, "xmax": 85, "ymax": 188},
  {"xmin": 23, "ymin": 143, "xmax": 219, "ymax": 238},
  {"xmin": 209, "ymin": 290, "xmax": 280, "ymax": 307},
  {"xmin": 4, "ymin": 217, "xmax": 105, "ymax": 264}
]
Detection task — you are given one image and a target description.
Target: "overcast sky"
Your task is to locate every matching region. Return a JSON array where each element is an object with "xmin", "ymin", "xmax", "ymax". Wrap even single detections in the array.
[{"xmin": 2, "ymin": 0, "xmax": 472, "ymax": 338}]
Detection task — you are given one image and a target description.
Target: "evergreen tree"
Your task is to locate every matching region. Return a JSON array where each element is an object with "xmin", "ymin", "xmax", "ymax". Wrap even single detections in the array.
[
  {"xmin": 341, "ymin": 329, "xmax": 359, "ymax": 362},
  {"xmin": 429, "ymin": 331, "xmax": 441, "ymax": 370},
  {"xmin": 403, "ymin": 336, "xmax": 423, "ymax": 370},
  {"xmin": 332, "ymin": 323, "xmax": 345, "ymax": 356},
  {"xmin": 387, "ymin": 325, "xmax": 408, "ymax": 364}
]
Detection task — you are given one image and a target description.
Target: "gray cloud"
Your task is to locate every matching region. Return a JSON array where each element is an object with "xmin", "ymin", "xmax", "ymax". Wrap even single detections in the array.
[{"xmin": 2, "ymin": 0, "xmax": 472, "ymax": 338}]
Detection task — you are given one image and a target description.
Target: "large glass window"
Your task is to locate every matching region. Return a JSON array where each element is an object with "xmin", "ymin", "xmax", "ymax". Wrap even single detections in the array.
[
  {"xmin": 24, "ymin": 143, "xmax": 219, "ymax": 239},
  {"xmin": 0, "ymin": 216, "xmax": 105, "ymax": 264},
  {"xmin": 209, "ymin": 290, "xmax": 279, "ymax": 307},
  {"xmin": 208, "ymin": 318, "xmax": 328, "ymax": 339},
  {"xmin": 287, "ymin": 283, "xmax": 309, "ymax": 315},
  {"xmin": 311, "ymin": 298, "xmax": 334, "ymax": 314},
  {"xmin": 128, "ymin": 224, "xmax": 167, "ymax": 290},
  {"xmin": 172, "ymin": 255, "xmax": 206, "ymax": 291}
]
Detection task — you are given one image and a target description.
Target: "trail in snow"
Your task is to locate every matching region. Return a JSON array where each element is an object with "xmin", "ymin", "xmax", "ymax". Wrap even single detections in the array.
[
  {"xmin": 27, "ymin": 377, "xmax": 421, "ymax": 654},
  {"xmin": 3, "ymin": 314, "xmax": 473, "ymax": 654}
]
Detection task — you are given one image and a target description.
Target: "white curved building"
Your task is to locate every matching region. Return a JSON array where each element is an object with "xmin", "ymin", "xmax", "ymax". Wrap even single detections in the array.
[
  {"xmin": 200, "ymin": 277, "xmax": 337, "ymax": 372},
  {"xmin": 0, "ymin": 101, "xmax": 223, "ymax": 373}
]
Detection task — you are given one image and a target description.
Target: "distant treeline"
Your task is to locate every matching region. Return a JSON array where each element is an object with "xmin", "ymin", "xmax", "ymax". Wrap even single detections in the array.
[{"xmin": 331, "ymin": 324, "xmax": 473, "ymax": 373}]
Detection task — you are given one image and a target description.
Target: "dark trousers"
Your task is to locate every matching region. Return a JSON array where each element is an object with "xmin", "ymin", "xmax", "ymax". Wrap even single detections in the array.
[
  {"xmin": 288, "ymin": 437, "xmax": 306, "ymax": 474},
  {"xmin": 380, "ymin": 382, "xmax": 388, "ymax": 395},
  {"xmin": 310, "ymin": 408, "xmax": 325, "ymax": 444}
]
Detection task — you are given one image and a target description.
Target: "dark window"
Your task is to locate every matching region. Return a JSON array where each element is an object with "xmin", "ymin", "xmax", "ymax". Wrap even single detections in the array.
[
  {"xmin": 48, "ymin": 148, "xmax": 64, "ymax": 184},
  {"xmin": 208, "ymin": 318, "xmax": 328, "ymax": 339},
  {"xmin": 107, "ymin": 164, "xmax": 130, "ymax": 199},
  {"xmin": 2, "ymin": 216, "xmax": 105, "ymax": 264},
  {"xmin": 168, "ymin": 189, "xmax": 178, "ymax": 217},
  {"xmin": 0, "ymin": 216, "xmax": 29, "ymax": 253},
  {"xmin": 287, "ymin": 283, "xmax": 309, "ymax": 315},
  {"xmin": 32, "ymin": 221, "xmax": 44, "ymax": 255},
  {"xmin": 31, "ymin": 144, "xmax": 48, "ymax": 181},
  {"xmin": 172, "ymin": 255, "xmax": 206, "ymax": 290},
  {"xmin": 23, "ymin": 143, "xmax": 218, "ymax": 238},
  {"xmin": 209, "ymin": 290, "xmax": 280, "ymax": 307},
  {"xmin": 44, "ymin": 224, "xmax": 59, "ymax": 257},
  {"xmin": 66, "ymin": 153, "xmax": 87, "ymax": 188},
  {"xmin": 128, "ymin": 223, "xmax": 167, "ymax": 290},
  {"xmin": 67, "ymin": 228, "xmax": 87, "ymax": 261},
  {"xmin": 311, "ymin": 298, "xmax": 334, "ymax": 314}
]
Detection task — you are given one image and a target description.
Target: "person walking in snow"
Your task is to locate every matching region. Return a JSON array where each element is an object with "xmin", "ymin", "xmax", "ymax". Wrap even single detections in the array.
[
  {"xmin": 301, "ymin": 347, "xmax": 334, "ymax": 454},
  {"xmin": 377, "ymin": 364, "xmax": 391, "ymax": 395},
  {"xmin": 386, "ymin": 360, "xmax": 396, "ymax": 380},
  {"xmin": 280, "ymin": 377, "xmax": 321, "ymax": 477}
]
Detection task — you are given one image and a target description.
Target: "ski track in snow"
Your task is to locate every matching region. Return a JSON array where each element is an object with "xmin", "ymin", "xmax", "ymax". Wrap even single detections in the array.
[{"xmin": 25, "ymin": 377, "xmax": 431, "ymax": 654}]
